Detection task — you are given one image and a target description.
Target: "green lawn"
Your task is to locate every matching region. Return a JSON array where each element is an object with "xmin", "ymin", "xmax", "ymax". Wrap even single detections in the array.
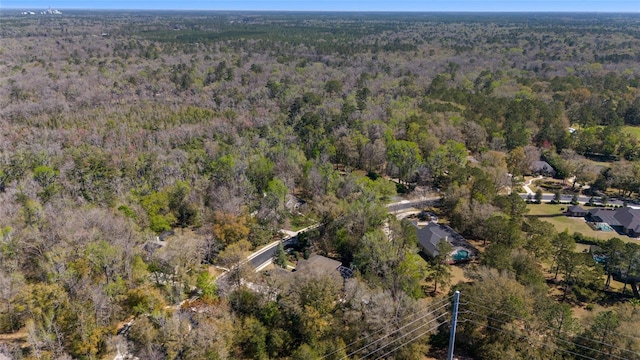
[
  {"xmin": 525, "ymin": 204, "xmax": 620, "ymax": 241},
  {"xmin": 624, "ymin": 125, "xmax": 640, "ymax": 139},
  {"xmin": 571, "ymin": 124, "xmax": 640, "ymax": 141},
  {"xmin": 526, "ymin": 203, "xmax": 576, "ymax": 216},
  {"xmin": 287, "ymin": 214, "xmax": 317, "ymax": 231}
]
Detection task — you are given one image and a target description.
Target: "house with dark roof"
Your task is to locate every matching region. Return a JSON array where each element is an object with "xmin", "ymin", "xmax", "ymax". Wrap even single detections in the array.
[
  {"xmin": 295, "ymin": 254, "xmax": 353, "ymax": 279},
  {"xmin": 588, "ymin": 207, "xmax": 640, "ymax": 238},
  {"xmin": 530, "ymin": 161, "xmax": 556, "ymax": 177},
  {"xmin": 566, "ymin": 205, "xmax": 588, "ymax": 217},
  {"xmin": 412, "ymin": 222, "xmax": 477, "ymax": 263},
  {"xmin": 588, "ymin": 208, "xmax": 619, "ymax": 225},
  {"xmin": 296, "ymin": 254, "xmax": 341, "ymax": 273},
  {"xmin": 614, "ymin": 208, "xmax": 640, "ymax": 238}
]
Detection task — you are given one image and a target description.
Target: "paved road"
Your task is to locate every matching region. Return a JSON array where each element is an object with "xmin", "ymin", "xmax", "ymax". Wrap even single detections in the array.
[
  {"xmin": 519, "ymin": 193, "xmax": 624, "ymax": 206},
  {"xmin": 242, "ymin": 193, "xmax": 631, "ymax": 273},
  {"xmin": 249, "ymin": 236, "xmax": 298, "ymax": 270},
  {"xmin": 243, "ymin": 199, "xmax": 439, "ymax": 272},
  {"xmin": 243, "ymin": 199, "xmax": 441, "ymax": 271},
  {"xmin": 520, "ymin": 176, "xmax": 628, "ymax": 206},
  {"xmin": 386, "ymin": 197, "xmax": 441, "ymax": 213},
  {"xmin": 247, "ymin": 224, "xmax": 321, "ymax": 271}
]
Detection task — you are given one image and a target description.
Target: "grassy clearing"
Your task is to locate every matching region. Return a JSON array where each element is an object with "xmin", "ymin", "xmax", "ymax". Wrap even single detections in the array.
[
  {"xmin": 287, "ymin": 214, "xmax": 317, "ymax": 231},
  {"xmin": 526, "ymin": 203, "xmax": 575, "ymax": 216},
  {"xmin": 575, "ymin": 243, "xmax": 592, "ymax": 253},
  {"xmin": 421, "ymin": 262, "xmax": 472, "ymax": 297},
  {"xmin": 573, "ymin": 124, "xmax": 640, "ymax": 140},
  {"xmin": 624, "ymin": 125, "xmax": 640, "ymax": 139},
  {"xmin": 207, "ymin": 266, "xmax": 224, "ymax": 278},
  {"xmin": 525, "ymin": 204, "xmax": 620, "ymax": 241},
  {"xmin": 584, "ymin": 158, "xmax": 611, "ymax": 172},
  {"xmin": 450, "ymin": 263, "xmax": 471, "ymax": 285}
]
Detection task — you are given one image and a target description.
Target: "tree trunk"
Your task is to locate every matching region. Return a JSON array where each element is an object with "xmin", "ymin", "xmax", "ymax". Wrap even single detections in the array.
[
  {"xmin": 104, "ymin": 265, "xmax": 111, "ymax": 284},
  {"xmin": 556, "ymin": 311, "xmax": 565, "ymax": 337},
  {"xmin": 632, "ymin": 281, "xmax": 640, "ymax": 299},
  {"xmin": 623, "ymin": 263, "xmax": 633, "ymax": 294},
  {"xmin": 561, "ymin": 282, "xmax": 570, "ymax": 302}
]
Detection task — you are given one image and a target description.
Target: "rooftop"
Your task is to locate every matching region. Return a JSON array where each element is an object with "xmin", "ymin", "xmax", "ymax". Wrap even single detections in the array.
[
  {"xmin": 296, "ymin": 254, "xmax": 342, "ymax": 274},
  {"xmin": 567, "ymin": 205, "xmax": 587, "ymax": 213},
  {"xmin": 589, "ymin": 208, "xmax": 622, "ymax": 226},
  {"xmin": 413, "ymin": 222, "xmax": 475, "ymax": 258}
]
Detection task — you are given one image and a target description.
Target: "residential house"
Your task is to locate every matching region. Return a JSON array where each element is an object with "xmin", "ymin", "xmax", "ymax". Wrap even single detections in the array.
[
  {"xmin": 296, "ymin": 254, "xmax": 352, "ymax": 279},
  {"xmin": 614, "ymin": 207, "xmax": 640, "ymax": 238},
  {"xmin": 412, "ymin": 222, "xmax": 477, "ymax": 263},
  {"xmin": 588, "ymin": 207, "xmax": 640, "ymax": 238},
  {"xmin": 566, "ymin": 205, "xmax": 588, "ymax": 217},
  {"xmin": 530, "ymin": 160, "xmax": 556, "ymax": 177}
]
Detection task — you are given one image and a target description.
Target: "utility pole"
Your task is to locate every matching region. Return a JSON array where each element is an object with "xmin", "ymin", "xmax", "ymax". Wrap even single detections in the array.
[{"xmin": 447, "ymin": 290, "xmax": 460, "ymax": 360}]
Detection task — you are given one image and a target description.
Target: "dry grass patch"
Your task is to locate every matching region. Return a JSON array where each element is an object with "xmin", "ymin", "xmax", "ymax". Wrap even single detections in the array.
[
  {"xmin": 575, "ymin": 243, "xmax": 591, "ymax": 253},
  {"xmin": 450, "ymin": 263, "xmax": 471, "ymax": 286}
]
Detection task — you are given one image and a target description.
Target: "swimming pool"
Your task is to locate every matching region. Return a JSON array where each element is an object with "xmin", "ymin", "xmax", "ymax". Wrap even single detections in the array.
[
  {"xmin": 596, "ymin": 223, "xmax": 614, "ymax": 232},
  {"xmin": 593, "ymin": 254, "xmax": 607, "ymax": 264},
  {"xmin": 452, "ymin": 249, "xmax": 470, "ymax": 262},
  {"xmin": 588, "ymin": 222, "xmax": 615, "ymax": 232}
]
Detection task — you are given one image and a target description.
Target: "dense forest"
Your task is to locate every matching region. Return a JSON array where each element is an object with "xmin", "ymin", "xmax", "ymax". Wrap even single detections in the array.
[{"xmin": 1, "ymin": 10, "xmax": 640, "ymax": 359}]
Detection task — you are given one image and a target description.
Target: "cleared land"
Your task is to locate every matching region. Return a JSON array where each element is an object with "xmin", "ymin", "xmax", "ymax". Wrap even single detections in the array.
[
  {"xmin": 572, "ymin": 124, "xmax": 640, "ymax": 140},
  {"xmin": 526, "ymin": 204, "xmax": 620, "ymax": 241},
  {"xmin": 624, "ymin": 125, "xmax": 640, "ymax": 139}
]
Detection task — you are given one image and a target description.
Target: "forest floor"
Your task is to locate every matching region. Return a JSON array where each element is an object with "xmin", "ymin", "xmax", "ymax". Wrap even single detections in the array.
[
  {"xmin": 0, "ymin": 327, "xmax": 27, "ymax": 347},
  {"xmin": 450, "ymin": 263, "xmax": 471, "ymax": 287},
  {"xmin": 541, "ymin": 257, "xmax": 634, "ymax": 322}
]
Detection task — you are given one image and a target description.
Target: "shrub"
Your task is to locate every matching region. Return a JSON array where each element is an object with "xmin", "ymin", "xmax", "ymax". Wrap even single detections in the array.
[
  {"xmin": 573, "ymin": 232, "xmax": 604, "ymax": 245},
  {"xmin": 118, "ymin": 205, "xmax": 137, "ymax": 219},
  {"xmin": 540, "ymin": 182, "xmax": 563, "ymax": 190},
  {"xmin": 395, "ymin": 182, "xmax": 408, "ymax": 194}
]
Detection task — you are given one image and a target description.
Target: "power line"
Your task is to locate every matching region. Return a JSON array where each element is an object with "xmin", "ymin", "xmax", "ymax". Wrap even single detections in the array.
[
  {"xmin": 320, "ymin": 289, "xmax": 640, "ymax": 359},
  {"xmin": 342, "ymin": 302, "xmax": 450, "ymax": 359},
  {"xmin": 462, "ymin": 302, "xmax": 640, "ymax": 359},
  {"xmin": 462, "ymin": 294, "xmax": 640, "ymax": 353},
  {"xmin": 459, "ymin": 315, "xmax": 600, "ymax": 360},
  {"xmin": 320, "ymin": 295, "xmax": 453, "ymax": 359},
  {"xmin": 461, "ymin": 296, "xmax": 640, "ymax": 358},
  {"xmin": 463, "ymin": 309, "xmax": 634, "ymax": 360},
  {"xmin": 340, "ymin": 301, "xmax": 451, "ymax": 360},
  {"xmin": 360, "ymin": 312, "xmax": 449, "ymax": 359},
  {"xmin": 462, "ymin": 293, "xmax": 640, "ymax": 342},
  {"xmin": 373, "ymin": 321, "xmax": 449, "ymax": 360}
]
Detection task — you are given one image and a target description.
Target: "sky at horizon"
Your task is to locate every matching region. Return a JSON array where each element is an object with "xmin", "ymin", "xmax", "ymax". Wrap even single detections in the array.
[{"xmin": 2, "ymin": 0, "xmax": 640, "ymax": 12}]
